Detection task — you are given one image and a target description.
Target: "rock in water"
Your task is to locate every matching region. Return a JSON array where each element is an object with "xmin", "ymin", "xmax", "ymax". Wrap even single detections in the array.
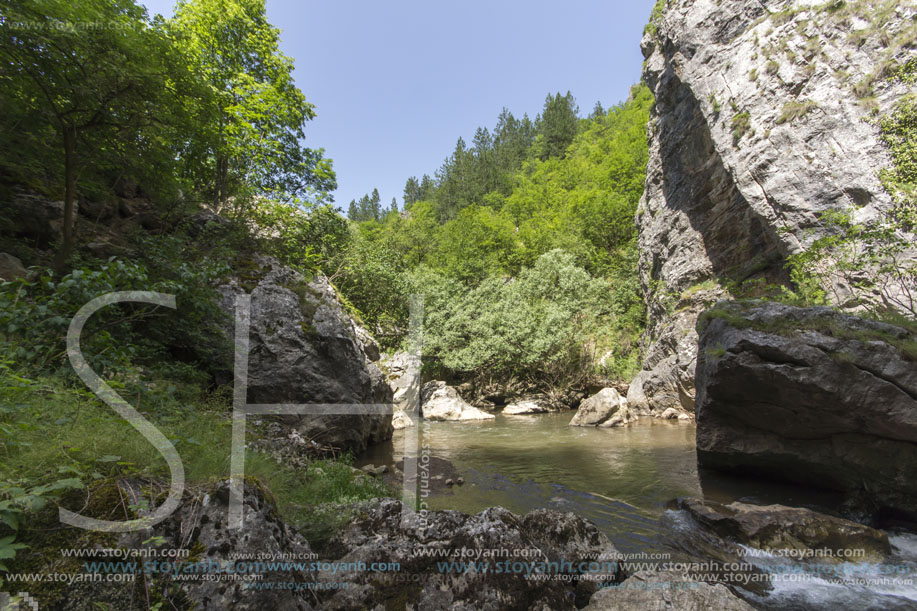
[
  {"xmin": 421, "ymin": 381, "xmax": 495, "ymax": 421},
  {"xmin": 503, "ymin": 399, "xmax": 550, "ymax": 415},
  {"xmin": 218, "ymin": 257, "xmax": 392, "ymax": 453},
  {"xmin": 677, "ymin": 498, "xmax": 891, "ymax": 563},
  {"xmin": 381, "ymin": 351, "xmax": 421, "ymax": 428},
  {"xmin": 695, "ymin": 301, "xmax": 917, "ymax": 519},
  {"xmin": 313, "ymin": 499, "xmax": 622, "ymax": 609},
  {"xmin": 632, "ymin": 0, "xmax": 913, "ymax": 414},
  {"xmin": 584, "ymin": 571, "xmax": 756, "ymax": 611},
  {"xmin": 570, "ymin": 388, "xmax": 635, "ymax": 428}
]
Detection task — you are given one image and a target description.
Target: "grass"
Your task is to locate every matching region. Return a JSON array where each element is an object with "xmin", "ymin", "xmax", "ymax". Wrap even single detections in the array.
[
  {"xmin": 776, "ymin": 100, "xmax": 819, "ymax": 124},
  {"xmin": 731, "ymin": 112, "xmax": 752, "ymax": 145},
  {"xmin": 0, "ymin": 363, "xmax": 396, "ymax": 570}
]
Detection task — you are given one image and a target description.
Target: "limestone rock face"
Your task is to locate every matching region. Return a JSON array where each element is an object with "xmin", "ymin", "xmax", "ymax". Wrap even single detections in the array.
[
  {"xmin": 218, "ymin": 257, "xmax": 393, "ymax": 453},
  {"xmin": 314, "ymin": 499, "xmax": 621, "ymax": 610},
  {"xmin": 633, "ymin": 0, "xmax": 915, "ymax": 413},
  {"xmin": 380, "ymin": 351, "xmax": 421, "ymax": 429},
  {"xmin": 421, "ymin": 381, "xmax": 496, "ymax": 421},
  {"xmin": 570, "ymin": 388, "xmax": 635, "ymax": 428},
  {"xmin": 695, "ymin": 301, "xmax": 917, "ymax": 518}
]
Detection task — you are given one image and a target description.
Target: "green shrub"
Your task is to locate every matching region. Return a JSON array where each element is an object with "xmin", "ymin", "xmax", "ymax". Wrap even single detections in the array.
[{"xmin": 776, "ymin": 100, "xmax": 819, "ymax": 124}]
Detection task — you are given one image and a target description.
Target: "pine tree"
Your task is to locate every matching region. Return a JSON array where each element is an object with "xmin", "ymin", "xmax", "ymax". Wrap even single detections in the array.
[{"xmin": 537, "ymin": 91, "xmax": 579, "ymax": 160}]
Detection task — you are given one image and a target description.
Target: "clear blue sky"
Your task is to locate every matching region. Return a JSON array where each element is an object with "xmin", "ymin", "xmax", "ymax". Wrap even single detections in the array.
[{"xmin": 140, "ymin": 0, "xmax": 655, "ymax": 210}]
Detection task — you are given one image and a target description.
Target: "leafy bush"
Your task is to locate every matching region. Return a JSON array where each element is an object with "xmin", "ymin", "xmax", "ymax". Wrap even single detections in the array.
[{"xmin": 412, "ymin": 249, "xmax": 633, "ymax": 385}]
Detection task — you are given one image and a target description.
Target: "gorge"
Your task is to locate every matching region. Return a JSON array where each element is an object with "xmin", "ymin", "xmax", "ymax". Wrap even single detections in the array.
[{"xmin": 0, "ymin": 0, "xmax": 916, "ymax": 609}]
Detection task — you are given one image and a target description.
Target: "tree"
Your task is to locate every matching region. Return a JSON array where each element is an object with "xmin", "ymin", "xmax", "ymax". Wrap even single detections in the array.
[
  {"xmin": 170, "ymin": 0, "xmax": 335, "ymax": 208},
  {"xmin": 403, "ymin": 176, "xmax": 421, "ymax": 208},
  {"xmin": 0, "ymin": 0, "xmax": 179, "ymax": 269},
  {"xmin": 536, "ymin": 91, "xmax": 579, "ymax": 160}
]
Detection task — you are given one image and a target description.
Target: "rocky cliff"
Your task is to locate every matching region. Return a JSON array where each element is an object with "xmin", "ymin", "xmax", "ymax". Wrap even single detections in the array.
[{"xmin": 630, "ymin": 0, "xmax": 916, "ymax": 413}]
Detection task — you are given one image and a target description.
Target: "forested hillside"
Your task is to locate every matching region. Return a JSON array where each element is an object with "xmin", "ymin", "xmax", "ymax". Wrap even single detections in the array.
[{"xmin": 335, "ymin": 87, "xmax": 653, "ymax": 385}]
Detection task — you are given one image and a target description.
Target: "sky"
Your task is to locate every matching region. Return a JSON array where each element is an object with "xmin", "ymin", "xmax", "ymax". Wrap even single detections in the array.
[{"xmin": 140, "ymin": 0, "xmax": 655, "ymax": 211}]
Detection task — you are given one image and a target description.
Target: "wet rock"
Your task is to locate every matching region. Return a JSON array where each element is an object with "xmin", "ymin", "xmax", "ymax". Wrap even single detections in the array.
[
  {"xmin": 0, "ymin": 252, "xmax": 26, "ymax": 281},
  {"xmin": 392, "ymin": 410, "xmax": 414, "ymax": 429},
  {"xmin": 570, "ymin": 388, "xmax": 635, "ymax": 428},
  {"xmin": 695, "ymin": 301, "xmax": 917, "ymax": 519},
  {"xmin": 217, "ymin": 258, "xmax": 393, "ymax": 454},
  {"xmin": 380, "ymin": 351, "xmax": 421, "ymax": 428},
  {"xmin": 659, "ymin": 408, "xmax": 680, "ymax": 421},
  {"xmin": 503, "ymin": 399, "xmax": 551, "ymax": 415},
  {"xmin": 584, "ymin": 570, "xmax": 756, "ymax": 611},
  {"xmin": 678, "ymin": 498, "xmax": 891, "ymax": 563},
  {"xmin": 421, "ymin": 381, "xmax": 495, "ymax": 421},
  {"xmin": 395, "ymin": 456, "xmax": 462, "ymax": 495},
  {"xmin": 315, "ymin": 499, "xmax": 622, "ymax": 610}
]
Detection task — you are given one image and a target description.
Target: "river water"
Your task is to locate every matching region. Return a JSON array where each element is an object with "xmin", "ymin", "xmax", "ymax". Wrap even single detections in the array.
[{"xmin": 358, "ymin": 412, "xmax": 917, "ymax": 610}]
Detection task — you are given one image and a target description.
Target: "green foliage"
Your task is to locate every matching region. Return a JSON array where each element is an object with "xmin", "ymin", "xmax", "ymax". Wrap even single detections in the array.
[
  {"xmin": 644, "ymin": 0, "xmax": 668, "ymax": 36},
  {"xmin": 246, "ymin": 199, "xmax": 350, "ymax": 274},
  {"xmin": 169, "ymin": 0, "xmax": 335, "ymax": 207},
  {"xmin": 731, "ymin": 112, "xmax": 752, "ymax": 145},
  {"xmin": 879, "ymin": 95, "xmax": 917, "ymax": 224},
  {"xmin": 785, "ymin": 210, "xmax": 916, "ymax": 317},
  {"xmin": 0, "ymin": 356, "xmax": 392, "ymax": 574},
  {"xmin": 0, "ymin": 0, "xmax": 190, "ymax": 264},
  {"xmin": 0, "ymin": 252, "xmax": 228, "ymax": 375},
  {"xmin": 535, "ymin": 92, "xmax": 580, "ymax": 161},
  {"xmin": 335, "ymin": 85, "xmax": 653, "ymax": 383},
  {"xmin": 776, "ymin": 100, "xmax": 819, "ymax": 124},
  {"xmin": 413, "ymin": 249, "xmax": 642, "ymax": 385}
]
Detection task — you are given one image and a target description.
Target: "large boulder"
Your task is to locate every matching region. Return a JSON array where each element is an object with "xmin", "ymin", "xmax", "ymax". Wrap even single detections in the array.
[
  {"xmin": 2, "ymin": 191, "xmax": 71, "ymax": 248},
  {"xmin": 584, "ymin": 571, "xmax": 756, "ymax": 611},
  {"xmin": 633, "ymin": 0, "xmax": 914, "ymax": 413},
  {"xmin": 695, "ymin": 301, "xmax": 917, "ymax": 519},
  {"xmin": 421, "ymin": 381, "xmax": 495, "ymax": 421},
  {"xmin": 313, "ymin": 499, "xmax": 622, "ymax": 609},
  {"xmin": 0, "ymin": 252, "xmax": 26, "ymax": 281},
  {"xmin": 676, "ymin": 498, "xmax": 891, "ymax": 563},
  {"xmin": 570, "ymin": 388, "xmax": 635, "ymax": 428},
  {"xmin": 219, "ymin": 257, "xmax": 393, "ymax": 453},
  {"xmin": 503, "ymin": 398, "xmax": 551, "ymax": 415}
]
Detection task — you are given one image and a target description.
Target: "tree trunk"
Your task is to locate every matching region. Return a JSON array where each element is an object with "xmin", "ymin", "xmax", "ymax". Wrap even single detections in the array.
[{"xmin": 53, "ymin": 125, "xmax": 77, "ymax": 273}]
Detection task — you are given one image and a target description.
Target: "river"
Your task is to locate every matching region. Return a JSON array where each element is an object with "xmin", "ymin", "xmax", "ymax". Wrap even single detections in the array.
[{"xmin": 358, "ymin": 412, "xmax": 917, "ymax": 610}]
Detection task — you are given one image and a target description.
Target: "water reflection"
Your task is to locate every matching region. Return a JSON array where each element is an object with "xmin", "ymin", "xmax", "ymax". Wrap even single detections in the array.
[{"xmin": 359, "ymin": 413, "xmax": 701, "ymax": 553}]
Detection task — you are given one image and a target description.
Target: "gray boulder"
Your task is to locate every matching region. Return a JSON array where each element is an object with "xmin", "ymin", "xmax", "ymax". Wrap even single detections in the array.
[
  {"xmin": 584, "ymin": 570, "xmax": 756, "ymax": 611},
  {"xmin": 0, "ymin": 252, "xmax": 26, "ymax": 281},
  {"xmin": 695, "ymin": 301, "xmax": 917, "ymax": 519},
  {"xmin": 219, "ymin": 257, "xmax": 393, "ymax": 453},
  {"xmin": 314, "ymin": 499, "xmax": 622, "ymax": 609},
  {"xmin": 421, "ymin": 381, "xmax": 495, "ymax": 421},
  {"xmin": 2, "ymin": 191, "xmax": 71, "ymax": 248},
  {"xmin": 677, "ymin": 498, "xmax": 891, "ymax": 563},
  {"xmin": 503, "ymin": 398, "xmax": 551, "ymax": 415},
  {"xmin": 380, "ymin": 351, "xmax": 421, "ymax": 428},
  {"xmin": 570, "ymin": 388, "xmax": 635, "ymax": 428}
]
